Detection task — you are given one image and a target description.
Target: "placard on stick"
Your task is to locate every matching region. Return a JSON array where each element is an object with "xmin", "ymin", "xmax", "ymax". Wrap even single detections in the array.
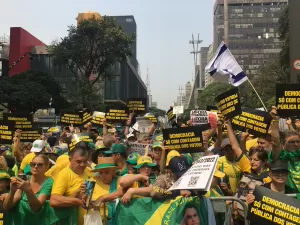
[
  {"xmin": 276, "ymin": 84, "xmax": 300, "ymax": 117},
  {"xmin": 0, "ymin": 121, "xmax": 14, "ymax": 144},
  {"xmin": 18, "ymin": 130, "xmax": 42, "ymax": 142},
  {"xmin": 231, "ymin": 108, "xmax": 273, "ymax": 137},
  {"xmin": 216, "ymin": 88, "xmax": 242, "ymax": 119},
  {"xmin": 162, "ymin": 127, "xmax": 203, "ymax": 153},
  {"xmin": 128, "ymin": 142, "xmax": 149, "ymax": 156},
  {"xmin": 247, "ymin": 185, "xmax": 300, "ymax": 225},
  {"xmin": 127, "ymin": 98, "xmax": 147, "ymax": 114},
  {"xmin": 60, "ymin": 111, "xmax": 83, "ymax": 126},
  {"xmin": 3, "ymin": 113, "xmax": 33, "ymax": 130},
  {"xmin": 105, "ymin": 108, "xmax": 129, "ymax": 123},
  {"xmin": 167, "ymin": 108, "xmax": 176, "ymax": 121},
  {"xmin": 82, "ymin": 109, "xmax": 92, "ymax": 124}
]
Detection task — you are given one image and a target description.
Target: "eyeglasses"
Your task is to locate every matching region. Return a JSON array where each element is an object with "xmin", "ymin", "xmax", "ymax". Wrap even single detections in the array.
[
  {"xmin": 271, "ymin": 170, "xmax": 288, "ymax": 177},
  {"xmin": 30, "ymin": 162, "xmax": 44, "ymax": 168}
]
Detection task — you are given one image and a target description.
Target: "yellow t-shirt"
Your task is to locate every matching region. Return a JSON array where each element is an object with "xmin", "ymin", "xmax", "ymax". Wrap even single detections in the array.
[
  {"xmin": 217, "ymin": 154, "xmax": 251, "ymax": 193},
  {"xmin": 20, "ymin": 152, "xmax": 36, "ymax": 171},
  {"xmin": 51, "ymin": 167, "xmax": 93, "ymax": 225},
  {"xmin": 92, "ymin": 178, "xmax": 121, "ymax": 218},
  {"xmin": 45, "ymin": 154, "xmax": 70, "ymax": 179}
]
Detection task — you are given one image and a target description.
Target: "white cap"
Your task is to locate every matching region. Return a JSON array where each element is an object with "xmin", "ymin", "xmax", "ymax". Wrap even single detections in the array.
[
  {"xmin": 31, "ymin": 140, "xmax": 45, "ymax": 153},
  {"xmin": 221, "ymin": 138, "xmax": 231, "ymax": 148}
]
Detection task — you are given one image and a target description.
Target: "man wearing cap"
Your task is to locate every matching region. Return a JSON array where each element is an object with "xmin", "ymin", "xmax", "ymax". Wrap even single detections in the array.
[
  {"xmin": 19, "ymin": 140, "xmax": 45, "ymax": 174},
  {"xmin": 105, "ymin": 144, "xmax": 128, "ymax": 176},
  {"xmin": 151, "ymin": 155, "xmax": 192, "ymax": 199}
]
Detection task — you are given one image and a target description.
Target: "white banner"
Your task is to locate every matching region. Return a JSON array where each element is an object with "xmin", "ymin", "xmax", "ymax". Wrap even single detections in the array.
[
  {"xmin": 190, "ymin": 110, "xmax": 209, "ymax": 125},
  {"xmin": 129, "ymin": 142, "xmax": 149, "ymax": 156},
  {"xmin": 169, "ymin": 155, "xmax": 219, "ymax": 191},
  {"xmin": 173, "ymin": 106, "xmax": 184, "ymax": 115}
]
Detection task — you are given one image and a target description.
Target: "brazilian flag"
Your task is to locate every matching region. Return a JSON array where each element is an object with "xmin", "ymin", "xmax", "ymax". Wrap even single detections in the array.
[{"xmin": 114, "ymin": 196, "xmax": 211, "ymax": 225}]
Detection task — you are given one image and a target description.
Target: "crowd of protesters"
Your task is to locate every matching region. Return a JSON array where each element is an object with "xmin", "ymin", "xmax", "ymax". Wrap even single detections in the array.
[{"xmin": 0, "ymin": 106, "xmax": 299, "ymax": 225}]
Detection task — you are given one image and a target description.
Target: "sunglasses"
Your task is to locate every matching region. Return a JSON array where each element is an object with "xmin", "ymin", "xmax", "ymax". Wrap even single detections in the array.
[{"xmin": 30, "ymin": 162, "xmax": 44, "ymax": 168}]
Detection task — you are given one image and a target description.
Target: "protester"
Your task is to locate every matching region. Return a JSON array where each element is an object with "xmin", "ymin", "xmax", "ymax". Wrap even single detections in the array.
[
  {"xmin": 19, "ymin": 140, "xmax": 46, "ymax": 174},
  {"xmin": 151, "ymin": 155, "xmax": 192, "ymax": 199},
  {"xmin": 246, "ymin": 160, "xmax": 296, "ymax": 206},
  {"xmin": 105, "ymin": 144, "xmax": 129, "ymax": 176},
  {"xmin": 81, "ymin": 157, "xmax": 123, "ymax": 223},
  {"xmin": 270, "ymin": 106, "xmax": 300, "ymax": 192},
  {"xmin": 50, "ymin": 146, "xmax": 92, "ymax": 225}
]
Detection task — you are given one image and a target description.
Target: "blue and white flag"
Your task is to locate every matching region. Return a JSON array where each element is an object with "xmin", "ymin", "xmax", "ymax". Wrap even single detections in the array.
[{"xmin": 205, "ymin": 42, "xmax": 248, "ymax": 86}]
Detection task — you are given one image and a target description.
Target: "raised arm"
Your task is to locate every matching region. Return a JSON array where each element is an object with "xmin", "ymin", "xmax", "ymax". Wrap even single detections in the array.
[
  {"xmin": 270, "ymin": 106, "xmax": 281, "ymax": 160},
  {"xmin": 225, "ymin": 121, "xmax": 243, "ymax": 158},
  {"xmin": 13, "ymin": 130, "xmax": 23, "ymax": 162},
  {"xmin": 286, "ymin": 118, "xmax": 295, "ymax": 132},
  {"xmin": 239, "ymin": 131, "xmax": 250, "ymax": 156},
  {"xmin": 214, "ymin": 121, "xmax": 223, "ymax": 150},
  {"xmin": 124, "ymin": 112, "xmax": 134, "ymax": 135}
]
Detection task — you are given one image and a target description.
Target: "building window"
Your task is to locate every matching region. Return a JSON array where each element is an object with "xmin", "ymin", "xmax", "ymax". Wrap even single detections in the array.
[{"xmin": 126, "ymin": 18, "xmax": 133, "ymax": 22}]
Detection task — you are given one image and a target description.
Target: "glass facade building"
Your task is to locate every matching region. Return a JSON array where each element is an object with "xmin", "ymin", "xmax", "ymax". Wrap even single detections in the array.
[
  {"xmin": 213, "ymin": 0, "xmax": 288, "ymax": 78},
  {"xmin": 30, "ymin": 54, "xmax": 147, "ymax": 103}
]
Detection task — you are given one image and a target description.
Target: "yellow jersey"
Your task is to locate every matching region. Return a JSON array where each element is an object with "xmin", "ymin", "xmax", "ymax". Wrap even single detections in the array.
[{"xmin": 20, "ymin": 152, "xmax": 36, "ymax": 171}]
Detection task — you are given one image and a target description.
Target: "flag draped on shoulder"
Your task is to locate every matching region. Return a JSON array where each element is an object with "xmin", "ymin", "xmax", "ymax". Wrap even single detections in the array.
[{"xmin": 205, "ymin": 41, "xmax": 248, "ymax": 86}]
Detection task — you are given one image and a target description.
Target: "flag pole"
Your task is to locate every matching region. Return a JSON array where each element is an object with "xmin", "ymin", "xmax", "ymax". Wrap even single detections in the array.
[{"xmin": 246, "ymin": 79, "xmax": 268, "ymax": 112}]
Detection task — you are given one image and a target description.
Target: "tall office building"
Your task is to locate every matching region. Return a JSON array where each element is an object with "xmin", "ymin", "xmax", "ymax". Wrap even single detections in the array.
[
  {"xmin": 199, "ymin": 47, "xmax": 209, "ymax": 88},
  {"xmin": 113, "ymin": 16, "xmax": 138, "ymax": 70},
  {"xmin": 214, "ymin": 0, "xmax": 288, "ymax": 78},
  {"xmin": 205, "ymin": 44, "xmax": 215, "ymax": 87}
]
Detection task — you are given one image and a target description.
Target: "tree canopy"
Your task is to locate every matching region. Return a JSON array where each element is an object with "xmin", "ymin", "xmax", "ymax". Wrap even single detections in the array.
[
  {"xmin": 197, "ymin": 82, "xmax": 233, "ymax": 109},
  {"xmin": 49, "ymin": 16, "xmax": 135, "ymax": 109},
  {"xmin": 0, "ymin": 71, "xmax": 68, "ymax": 113},
  {"xmin": 148, "ymin": 107, "xmax": 166, "ymax": 117}
]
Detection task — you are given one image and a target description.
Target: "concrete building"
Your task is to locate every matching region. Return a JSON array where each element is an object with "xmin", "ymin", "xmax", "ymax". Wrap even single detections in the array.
[
  {"xmin": 205, "ymin": 44, "xmax": 215, "ymax": 87},
  {"xmin": 214, "ymin": 0, "xmax": 288, "ymax": 78},
  {"xmin": 199, "ymin": 47, "xmax": 209, "ymax": 88},
  {"xmin": 0, "ymin": 35, "xmax": 9, "ymax": 77}
]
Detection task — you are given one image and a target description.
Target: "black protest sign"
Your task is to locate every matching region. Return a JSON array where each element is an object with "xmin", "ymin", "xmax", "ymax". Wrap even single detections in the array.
[
  {"xmin": 90, "ymin": 111, "xmax": 112, "ymax": 128},
  {"xmin": 82, "ymin": 109, "xmax": 92, "ymax": 124},
  {"xmin": 0, "ymin": 121, "xmax": 14, "ymax": 144},
  {"xmin": 231, "ymin": 108, "xmax": 272, "ymax": 137},
  {"xmin": 127, "ymin": 98, "xmax": 147, "ymax": 113},
  {"xmin": 3, "ymin": 113, "xmax": 33, "ymax": 130},
  {"xmin": 69, "ymin": 132, "xmax": 95, "ymax": 151},
  {"xmin": 167, "ymin": 108, "xmax": 176, "ymax": 121},
  {"xmin": 206, "ymin": 105, "xmax": 218, "ymax": 112},
  {"xmin": 162, "ymin": 127, "xmax": 203, "ymax": 153},
  {"xmin": 248, "ymin": 185, "xmax": 300, "ymax": 225},
  {"xmin": 60, "ymin": 111, "xmax": 83, "ymax": 126},
  {"xmin": 216, "ymin": 88, "xmax": 242, "ymax": 119},
  {"xmin": 105, "ymin": 107, "xmax": 129, "ymax": 123},
  {"xmin": 276, "ymin": 84, "xmax": 300, "ymax": 117},
  {"xmin": 18, "ymin": 129, "xmax": 41, "ymax": 142}
]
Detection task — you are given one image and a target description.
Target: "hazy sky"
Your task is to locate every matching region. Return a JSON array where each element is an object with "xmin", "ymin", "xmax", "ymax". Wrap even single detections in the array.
[{"xmin": 1, "ymin": 0, "xmax": 214, "ymax": 109}]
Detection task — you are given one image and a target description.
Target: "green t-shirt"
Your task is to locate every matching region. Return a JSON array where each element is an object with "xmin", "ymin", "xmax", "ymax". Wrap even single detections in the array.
[
  {"xmin": 269, "ymin": 151, "xmax": 300, "ymax": 193},
  {"xmin": 21, "ymin": 177, "xmax": 54, "ymax": 201}
]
